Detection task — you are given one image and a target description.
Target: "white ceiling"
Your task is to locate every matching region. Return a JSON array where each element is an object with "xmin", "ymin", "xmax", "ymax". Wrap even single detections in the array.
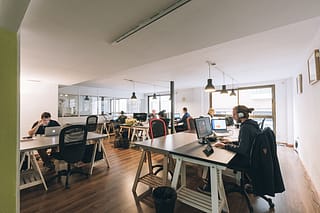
[{"xmin": 20, "ymin": 0, "xmax": 320, "ymax": 93}]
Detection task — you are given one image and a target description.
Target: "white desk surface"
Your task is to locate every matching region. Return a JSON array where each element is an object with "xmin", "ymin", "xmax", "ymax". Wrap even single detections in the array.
[{"xmin": 20, "ymin": 132, "xmax": 108, "ymax": 152}]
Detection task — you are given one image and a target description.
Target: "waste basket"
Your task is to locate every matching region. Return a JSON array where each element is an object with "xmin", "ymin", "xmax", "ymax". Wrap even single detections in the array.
[{"xmin": 152, "ymin": 186, "xmax": 177, "ymax": 213}]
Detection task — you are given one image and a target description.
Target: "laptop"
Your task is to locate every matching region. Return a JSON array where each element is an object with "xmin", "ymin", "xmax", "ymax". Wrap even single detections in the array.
[
  {"xmin": 44, "ymin": 126, "xmax": 61, "ymax": 136},
  {"xmin": 211, "ymin": 118, "xmax": 230, "ymax": 137}
]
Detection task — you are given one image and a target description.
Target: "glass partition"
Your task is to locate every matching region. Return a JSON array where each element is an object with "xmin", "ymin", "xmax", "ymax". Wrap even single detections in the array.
[{"xmin": 58, "ymin": 94, "xmax": 79, "ymax": 117}]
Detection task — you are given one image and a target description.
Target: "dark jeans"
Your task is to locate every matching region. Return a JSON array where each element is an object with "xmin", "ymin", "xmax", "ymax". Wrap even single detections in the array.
[{"xmin": 37, "ymin": 147, "xmax": 57, "ymax": 166}]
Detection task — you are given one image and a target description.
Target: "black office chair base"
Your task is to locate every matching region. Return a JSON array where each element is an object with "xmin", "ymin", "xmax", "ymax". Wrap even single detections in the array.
[
  {"xmin": 50, "ymin": 164, "xmax": 89, "ymax": 189},
  {"xmin": 225, "ymin": 182, "xmax": 275, "ymax": 212},
  {"xmin": 152, "ymin": 165, "xmax": 173, "ymax": 180}
]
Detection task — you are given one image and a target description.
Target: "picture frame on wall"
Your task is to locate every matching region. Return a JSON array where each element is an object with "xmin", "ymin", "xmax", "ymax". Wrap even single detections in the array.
[
  {"xmin": 307, "ymin": 49, "xmax": 320, "ymax": 85},
  {"xmin": 296, "ymin": 74, "xmax": 303, "ymax": 94}
]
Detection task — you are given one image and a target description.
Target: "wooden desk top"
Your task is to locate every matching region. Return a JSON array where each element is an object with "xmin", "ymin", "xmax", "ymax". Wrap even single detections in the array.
[
  {"xmin": 20, "ymin": 132, "xmax": 108, "ymax": 152},
  {"xmin": 134, "ymin": 132, "xmax": 197, "ymax": 153}
]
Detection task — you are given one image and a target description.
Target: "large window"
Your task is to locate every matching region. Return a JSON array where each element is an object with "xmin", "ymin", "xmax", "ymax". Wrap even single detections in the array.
[
  {"xmin": 111, "ymin": 99, "xmax": 129, "ymax": 114},
  {"xmin": 79, "ymin": 95, "xmax": 98, "ymax": 116},
  {"xmin": 212, "ymin": 85, "xmax": 275, "ymax": 130},
  {"xmin": 58, "ymin": 94, "xmax": 79, "ymax": 117},
  {"xmin": 148, "ymin": 95, "xmax": 171, "ymax": 113}
]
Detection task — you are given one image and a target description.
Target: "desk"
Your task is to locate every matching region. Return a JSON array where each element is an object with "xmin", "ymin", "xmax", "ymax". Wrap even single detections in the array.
[
  {"xmin": 119, "ymin": 124, "xmax": 149, "ymax": 142},
  {"xmin": 171, "ymin": 142, "xmax": 235, "ymax": 213},
  {"xmin": 132, "ymin": 133, "xmax": 197, "ymax": 197},
  {"xmin": 20, "ymin": 132, "xmax": 109, "ymax": 191},
  {"xmin": 132, "ymin": 132, "xmax": 236, "ymax": 213}
]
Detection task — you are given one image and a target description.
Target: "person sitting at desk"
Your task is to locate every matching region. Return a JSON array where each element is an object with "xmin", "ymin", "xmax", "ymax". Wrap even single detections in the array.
[
  {"xmin": 148, "ymin": 109, "xmax": 158, "ymax": 119},
  {"xmin": 175, "ymin": 107, "xmax": 191, "ymax": 132},
  {"xmin": 28, "ymin": 112, "xmax": 60, "ymax": 170},
  {"xmin": 158, "ymin": 110, "xmax": 169, "ymax": 130},
  {"xmin": 116, "ymin": 111, "xmax": 127, "ymax": 124},
  {"xmin": 214, "ymin": 105, "xmax": 260, "ymax": 168}
]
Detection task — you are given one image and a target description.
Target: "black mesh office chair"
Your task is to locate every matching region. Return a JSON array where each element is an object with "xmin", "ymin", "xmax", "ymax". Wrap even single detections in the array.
[
  {"xmin": 149, "ymin": 118, "xmax": 172, "ymax": 176},
  {"xmin": 51, "ymin": 125, "xmax": 88, "ymax": 189},
  {"xmin": 82, "ymin": 115, "xmax": 103, "ymax": 163},
  {"xmin": 86, "ymin": 115, "xmax": 98, "ymax": 132},
  {"xmin": 225, "ymin": 127, "xmax": 285, "ymax": 212}
]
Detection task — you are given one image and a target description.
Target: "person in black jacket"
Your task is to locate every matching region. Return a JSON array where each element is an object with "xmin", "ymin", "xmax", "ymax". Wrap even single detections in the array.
[
  {"xmin": 214, "ymin": 105, "xmax": 260, "ymax": 168},
  {"xmin": 28, "ymin": 112, "xmax": 60, "ymax": 170}
]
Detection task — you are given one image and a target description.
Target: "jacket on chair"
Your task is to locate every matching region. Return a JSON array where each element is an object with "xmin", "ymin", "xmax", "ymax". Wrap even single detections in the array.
[{"xmin": 249, "ymin": 127, "xmax": 285, "ymax": 196}]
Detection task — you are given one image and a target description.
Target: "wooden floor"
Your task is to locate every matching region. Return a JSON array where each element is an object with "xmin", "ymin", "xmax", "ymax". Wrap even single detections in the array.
[{"xmin": 20, "ymin": 137, "xmax": 320, "ymax": 213}]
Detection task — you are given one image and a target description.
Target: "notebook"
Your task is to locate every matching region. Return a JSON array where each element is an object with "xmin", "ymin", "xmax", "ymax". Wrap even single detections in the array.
[{"xmin": 44, "ymin": 126, "xmax": 61, "ymax": 136}]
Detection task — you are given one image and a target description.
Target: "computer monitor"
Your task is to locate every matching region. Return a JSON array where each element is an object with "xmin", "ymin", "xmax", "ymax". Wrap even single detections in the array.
[
  {"xmin": 174, "ymin": 113, "xmax": 180, "ymax": 120},
  {"xmin": 133, "ymin": 113, "xmax": 147, "ymax": 122},
  {"xmin": 194, "ymin": 117, "xmax": 212, "ymax": 144}
]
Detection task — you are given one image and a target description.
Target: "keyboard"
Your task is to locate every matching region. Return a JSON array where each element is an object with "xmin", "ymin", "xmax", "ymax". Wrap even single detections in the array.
[{"xmin": 206, "ymin": 136, "xmax": 217, "ymax": 143}]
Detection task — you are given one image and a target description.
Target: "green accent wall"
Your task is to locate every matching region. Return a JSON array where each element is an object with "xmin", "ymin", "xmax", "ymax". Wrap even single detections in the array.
[{"xmin": 0, "ymin": 27, "xmax": 18, "ymax": 212}]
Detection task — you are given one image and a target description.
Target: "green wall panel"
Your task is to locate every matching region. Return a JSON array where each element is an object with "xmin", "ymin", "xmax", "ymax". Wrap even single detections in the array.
[{"xmin": 0, "ymin": 27, "xmax": 18, "ymax": 213}]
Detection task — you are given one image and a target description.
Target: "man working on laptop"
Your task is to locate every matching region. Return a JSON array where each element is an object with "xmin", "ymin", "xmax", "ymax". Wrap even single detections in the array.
[
  {"xmin": 28, "ymin": 112, "xmax": 60, "ymax": 170},
  {"xmin": 214, "ymin": 105, "xmax": 260, "ymax": 168}
]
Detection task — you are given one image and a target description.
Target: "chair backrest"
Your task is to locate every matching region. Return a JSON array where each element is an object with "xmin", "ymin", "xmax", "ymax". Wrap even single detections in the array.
[
  {"xmin": 86, "ymin": 115, "xmax": 98, "ymax": 132},
  {"xmin": 259, "ymin": 118, "xmax": 266, "ymax": 130},
  {"xmin": 225, "ymin": 116, "xmax": 234, "ymax": 126},
  {"xmin": 59, "ymin": 125, "xmax": 87, "ymax": 163},
  {"xmin": 149, "ymin": 118, "xmax": 167, "ymax": 139},
  {"xmin": 186, "ymin": 117, "xmax": 195, "ymax": 130}
]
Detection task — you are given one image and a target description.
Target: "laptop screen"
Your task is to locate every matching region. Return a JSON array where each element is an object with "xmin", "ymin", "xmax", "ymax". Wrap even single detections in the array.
[{"xmin": 211, "ymin": 119, "xmax": 227, "ymax": 130}]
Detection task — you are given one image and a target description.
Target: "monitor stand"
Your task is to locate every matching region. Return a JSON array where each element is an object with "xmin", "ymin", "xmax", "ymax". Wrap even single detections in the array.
[{"xmin": 198, "ymin": 137, "xmax": 207, "ymax": 144}]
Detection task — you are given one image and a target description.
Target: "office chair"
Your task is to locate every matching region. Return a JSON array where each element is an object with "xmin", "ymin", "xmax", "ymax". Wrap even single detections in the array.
[
  {"xmin": 51, "ymin": 125, "xmax": 88, "ymax": 189},
  {"xmin": 225, "ymin": 116, "xmax": 234, "ymax": 126},
  {"xmin": 82, "ymin": 115, "xmax": 103, "ymax": 163},
  {"xmin": 225, "ymin": 127, "xmax": 284, "ymax": 212},
  {"xmin": 186, "ymin": 117, "xmax": 196, "ymax": 130},
  {"xmin": 149, "ymin": 118, "xmax": 172, "ymax": 176},
  {"xmin": 258, "ymin": 118, "xmax": 266, "ymax": 130},
  {"xmin": 86, "ymin": 115, "xmax": 98, "ymax": 132}
]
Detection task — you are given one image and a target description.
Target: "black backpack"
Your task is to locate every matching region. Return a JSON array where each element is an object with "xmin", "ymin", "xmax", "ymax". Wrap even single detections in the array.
[{"xmin": 114, "ymin": 129, "xmax": 130, "ymax": 149}]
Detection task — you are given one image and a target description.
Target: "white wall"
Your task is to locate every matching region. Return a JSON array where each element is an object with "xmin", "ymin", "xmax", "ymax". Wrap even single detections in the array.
[
  {"xmin": 292, "ymin": 32, "xmax": 320, "ymax": 195},
  {"xmin": 175, "ymin": 87, "xmax": 209, "ymax": 117},
  {"xmin": 20, "ymin": 80, "xmax": 58, "ymax": 136}
]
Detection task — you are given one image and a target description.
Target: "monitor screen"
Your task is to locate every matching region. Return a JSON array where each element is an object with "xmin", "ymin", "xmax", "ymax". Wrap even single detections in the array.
[
  {"xmin": 174, "ymin": 113, "xmax": 180, "ymax": 119},
  {"xmin": 133, "ymin": 113, "xmax": 147, "ymax": 122},
  {"xmin": 211, "ymin": 118, "xmax": 227, "ymax": 130},
  {"xmin": 195, "ymin": 117, "xmax": 212, "ymax": 139}
]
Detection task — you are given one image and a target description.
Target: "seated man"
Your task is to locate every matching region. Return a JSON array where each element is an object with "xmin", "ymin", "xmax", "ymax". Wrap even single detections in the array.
[
  {"xmin": 175, "ymin": 107, "xmax": 191, "ymax": 132},
  {"xmin": 28, "ymin": 112, "xmax": 60, "ymax": 170}
]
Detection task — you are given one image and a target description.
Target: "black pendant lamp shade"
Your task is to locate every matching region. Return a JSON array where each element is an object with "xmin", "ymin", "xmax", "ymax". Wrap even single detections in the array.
[
  {"xmin": 84, "ymin": 95, "xmax": 90, "ymax": 101},
  {"xmin": 220, "ymin": 85, "xmax": 228, "ymax": 94},
  {"xmin": 230, "ymin": 88, "xmax": 236, "ymax": 96},
  {"xmin": 205, "ymin": 79, "xmax": 215, "ymax": 92},
  {"xmin": 152, "ymin": 93, "xmax": 157, "ymax": 99},
  {"xmin": 131, "ymin": 92, "xmax": 137, "ymax": 99}
]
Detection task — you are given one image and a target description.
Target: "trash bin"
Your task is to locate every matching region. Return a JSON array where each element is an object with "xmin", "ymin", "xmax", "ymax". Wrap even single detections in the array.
[{"xmin": 152, "ymin": 186, "xmax": 177, "ymax": 213}]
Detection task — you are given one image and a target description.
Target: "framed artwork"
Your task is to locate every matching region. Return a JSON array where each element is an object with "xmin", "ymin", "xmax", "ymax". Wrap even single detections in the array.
[
  {"xmin": 296, "ymin": 74, "xmax": 303, "ymax": 94},
  {"xmin": 307, "ymin": 49, "xmax": 320, "ymax": 85}
]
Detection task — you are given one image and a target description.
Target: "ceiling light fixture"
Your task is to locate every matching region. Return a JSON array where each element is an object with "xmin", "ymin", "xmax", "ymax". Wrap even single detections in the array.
[
  {"xmin": 204, "ymin": 61, "xmax": 216, "ymax": 92},
  {"xmin": 152, "ymin": 85, "xmax": 157, "ymax": 99},
  {"xmin": 84, "ymin": 95, "xmax": 90, "ymax": 101},
  {"xmin": 220, "ymin": 72, "xmax": 228, "ymax": 94},
  {"xmin": 130, "ymin": 81, "xmax": 137, "ymax": 99},
  {"xmin": 230, "ymin": 78, "xmax": 236, "ymax": 96},
  {"xmin": 112, "ymin": 0, "xmax": 192, "ymax": 44}
]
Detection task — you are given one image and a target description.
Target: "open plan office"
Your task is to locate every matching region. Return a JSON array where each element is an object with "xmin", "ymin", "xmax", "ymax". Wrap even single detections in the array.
[{"xmin": 1, "ymin": 1, "xmax": 320, "ymax": 213}]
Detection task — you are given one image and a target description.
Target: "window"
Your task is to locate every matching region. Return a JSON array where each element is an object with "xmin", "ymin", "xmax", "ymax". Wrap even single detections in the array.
[
  {"xmin": 148, "ymin": 94, "xmax": 171, "ymax": 114},
  {"xmin": 79, "ymin": 95, "xmax": 98, "ymax": 116},
  {"xmin": 58, "ymin": 94, "xmax": 79, "ymax": 117},
  {"xmin": 111, "ymin": 99, "xmax": 129, "ymax": 114},
  {"xmin": 211, "ymin": 85, "xmax": 275, "ymax": 130},
  {"xmin": 98, "ymin": 97, "xmax": 111, "ymax": 115}
]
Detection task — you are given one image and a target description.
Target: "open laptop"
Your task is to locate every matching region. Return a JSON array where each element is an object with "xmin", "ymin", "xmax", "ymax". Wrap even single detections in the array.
[
  {"xmin": 44, "ymin": 126, "xmax": 61, "ymax": 136},
  {"xmin": 211, "ymin": 118, "xmax": 230, "ymax": 137}
]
